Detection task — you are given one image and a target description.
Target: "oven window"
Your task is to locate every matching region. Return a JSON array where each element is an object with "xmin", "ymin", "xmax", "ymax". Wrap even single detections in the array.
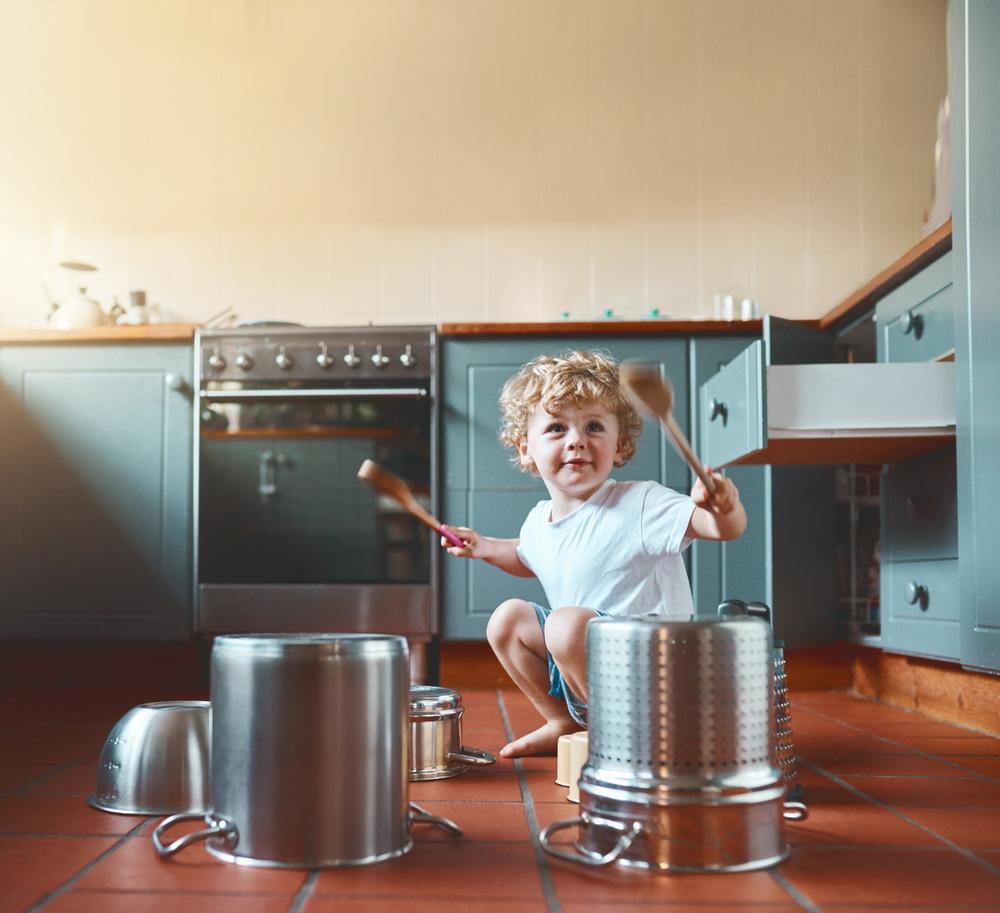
[{"xmin": 199, "ymin": 393, "xmax": 431, "ymax": 585}]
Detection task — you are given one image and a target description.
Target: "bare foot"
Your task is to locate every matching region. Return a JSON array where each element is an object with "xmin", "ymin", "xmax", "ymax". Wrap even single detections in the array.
[{"xmin": 500, "ymin": 720, "xmax": 579, "ymax": 758}]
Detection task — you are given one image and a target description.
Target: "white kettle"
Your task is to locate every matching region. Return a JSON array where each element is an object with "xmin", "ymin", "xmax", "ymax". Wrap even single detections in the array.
[{"xmin": 44, "ymin": 261, "xmax": 111, "ymax": 329}]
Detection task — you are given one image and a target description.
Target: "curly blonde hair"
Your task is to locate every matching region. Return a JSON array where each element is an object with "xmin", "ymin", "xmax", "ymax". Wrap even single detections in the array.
[{"xmin": 498, "ymin": 350, "xmax": 643, "ymax": 473}]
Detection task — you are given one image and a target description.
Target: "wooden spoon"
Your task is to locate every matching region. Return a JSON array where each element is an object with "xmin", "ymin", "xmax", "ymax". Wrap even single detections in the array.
[
  {"xmin": 357, "ymin": 460, "xmax": 467, "ymax": 548},
  {"xmin": 619, "ymin": 361, "xmax": 717, "ymax": 496}
]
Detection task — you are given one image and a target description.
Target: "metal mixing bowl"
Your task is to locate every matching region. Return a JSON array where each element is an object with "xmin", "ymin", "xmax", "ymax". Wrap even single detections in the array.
[{"xmin": 87, "ymin": 700, "xmax": 211, "ymax": 815}]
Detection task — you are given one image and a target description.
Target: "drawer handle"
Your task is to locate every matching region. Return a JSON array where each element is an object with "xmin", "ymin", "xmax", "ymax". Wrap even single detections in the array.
[
  {"xmin": 905, "ymin": 580, "xmax": 929, "ymax": 609},
  {"xmin": 709, "ymin": 397, "xmax": 728, "ymax": 424},
  {"xmin": 901, "ymin": 310, "xmax": 924, "ymax": 339}
]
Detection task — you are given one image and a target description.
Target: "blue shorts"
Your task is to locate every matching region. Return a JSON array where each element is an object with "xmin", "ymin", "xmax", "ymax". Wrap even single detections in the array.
[{"xmin": 531, "ymin": 602, "xmax": 609, "ymax": 729}]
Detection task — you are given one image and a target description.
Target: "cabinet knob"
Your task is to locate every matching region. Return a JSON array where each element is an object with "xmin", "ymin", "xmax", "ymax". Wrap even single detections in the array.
[
  {"xmin": 164, "ymin": 373, "xmax": 188, "ymax": 393},
  {"xmin": 904, "ymin": 580, "xmax": 928, "ymax": 609},
  {"xmin": 901, "ymin": 310, "xmax": 924, "ymax": 338},
  {"xmin": 709, "ymin": 397, "xmax": 728, "ymax": 424}
]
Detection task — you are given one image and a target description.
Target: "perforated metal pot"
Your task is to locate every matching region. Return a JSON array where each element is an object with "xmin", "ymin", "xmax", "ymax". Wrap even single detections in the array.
[
  {"xmin": 541, "ymin": 616, "xmax": 804, "ymax": 873},
  {"xmin": 409, "ymin": 686, "xmax": 495, "ymax": 780}
]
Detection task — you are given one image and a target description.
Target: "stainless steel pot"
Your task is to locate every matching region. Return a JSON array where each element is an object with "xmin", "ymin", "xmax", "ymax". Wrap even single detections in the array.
[
  {"xmin": 540, "ymin": 616, "xmax": 806, "ymax": 873},
  {"xmin": 153, "ymin": 634, "xmax": 460, "ymax": 868},
  {"xmin": 409, "ymin": 685, "xmax": 495, "ymax": 780}
]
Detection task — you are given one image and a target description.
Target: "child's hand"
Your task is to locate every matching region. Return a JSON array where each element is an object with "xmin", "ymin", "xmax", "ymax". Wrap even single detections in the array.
[
  {"xmin": 440, "ymin": 525, "xmax": 478, "ymax": 558},
  {"xmin": 691, "ymin": 468, "xmax": 739, "ymax": 515}
]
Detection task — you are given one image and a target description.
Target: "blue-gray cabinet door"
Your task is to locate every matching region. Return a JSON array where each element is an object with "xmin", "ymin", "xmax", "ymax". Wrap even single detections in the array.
[
  {"xmin": 0, "ymin": 344, "xmax": 193, "ymax": 640},
  {"xmin": 441, "ymin": 335, "xmax": 687, "ymax": 639},
  {"xmin": 952, "ymin": 0, "xmax": 1000, "ymax": 672},
  {"xmin": 689, "ymin": 337, "xmax": 766, "ymax": 618}
]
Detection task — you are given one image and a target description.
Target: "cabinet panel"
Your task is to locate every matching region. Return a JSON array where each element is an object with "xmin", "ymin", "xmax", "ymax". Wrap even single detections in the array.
[
  {"xmin": 700, "ymin": 341, "xmax": 765, "ymax": 469},
  {"xmin": 0, "ymin": 345, "xmax": 193, "ymax": 640},
  {"xmin": 882, "ymin": 450, "xmax": 957, "ymax": 562},
  {"xmin": 878, "ymin": 251, "xmax": 954, "ymax": 362},
  {"xmin": 882, "ymin": 558, "xmax": 960, "ymax": 661}
]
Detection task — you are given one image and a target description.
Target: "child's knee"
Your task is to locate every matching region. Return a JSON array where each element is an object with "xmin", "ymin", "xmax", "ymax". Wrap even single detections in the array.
[
  {"xmin": 486, "ymin": 598, "xmax": 533, "ymax": 646},
  {"xmin": 543, "ymin": 607, "xmax": 590, "ymax": 660}
]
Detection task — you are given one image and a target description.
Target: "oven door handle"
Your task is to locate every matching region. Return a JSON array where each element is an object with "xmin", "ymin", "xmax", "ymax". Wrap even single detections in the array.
[{"xmin": 200, "ymin": 387, "xmax": 429, "ymax": 401}]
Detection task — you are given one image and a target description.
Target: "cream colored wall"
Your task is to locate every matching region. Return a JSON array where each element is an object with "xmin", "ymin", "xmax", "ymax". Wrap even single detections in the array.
[{"xmin": 0, "ymin": 0, "xmax": 947, "ymax": 328}]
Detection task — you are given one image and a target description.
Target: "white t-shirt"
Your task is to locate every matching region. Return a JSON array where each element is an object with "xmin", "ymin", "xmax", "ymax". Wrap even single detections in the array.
[{"xmin": 515, "ymin": 478, "xmax": 697, "ymax": 620}]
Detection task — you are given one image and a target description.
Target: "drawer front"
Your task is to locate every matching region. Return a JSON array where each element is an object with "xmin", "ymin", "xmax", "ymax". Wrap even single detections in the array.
[
  {"xmin": 700, "ymin": 340, "xmax": 765, "ymax": 468},
  {"xmin": 882, "ymin": 450, "xmax": 957, "ymax": 561},
  {"xmin": 877, "ymin": 251, "xmax": 954, "ymax": 363},
  {"xmin": 881, "ymin": 558, "xmax": 959, "ymax": 661},
  {"xmin": 884, "ymin": 558, "xmax": 959, "ymax": 622}
]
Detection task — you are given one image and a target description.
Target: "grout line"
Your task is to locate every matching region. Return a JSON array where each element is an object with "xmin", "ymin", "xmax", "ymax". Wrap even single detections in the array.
[
  {"xmin": 286, "ymin": 870, "xmax": 318, "ymax": 913},
  {"xmin": 768, "ymin": 867, "xmax": 821, "ymax": 913},
  {"xmin": 800, "ymin": 758, "xmax": 1000, "ymax": 880},
  {"xmin": 3, "ymin": 763, "xmax": 75, "ymax": 797},
  {"xmin": 23, "ymin": 816, "xmax": 152, "ymax": 913},
  {"xmin": 497, "ymin": 689, "xmax": 563, "ymax": 913}
]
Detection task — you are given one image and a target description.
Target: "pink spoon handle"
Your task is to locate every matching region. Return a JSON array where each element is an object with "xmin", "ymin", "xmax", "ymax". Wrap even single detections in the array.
[{"xmin": 437, "ymin": 525, "xmax": 467, "ymax": 549}]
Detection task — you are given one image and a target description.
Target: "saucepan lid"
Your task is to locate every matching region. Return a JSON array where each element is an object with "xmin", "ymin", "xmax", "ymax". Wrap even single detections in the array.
[{"xmin": 410, "ymin": 685, "xmax": 463, "ymax": 718}]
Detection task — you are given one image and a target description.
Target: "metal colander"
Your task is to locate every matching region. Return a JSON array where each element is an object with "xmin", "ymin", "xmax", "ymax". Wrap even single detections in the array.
[{"xmin": 541, "ymin": 615, "xmax": 804, "ymax": 873}]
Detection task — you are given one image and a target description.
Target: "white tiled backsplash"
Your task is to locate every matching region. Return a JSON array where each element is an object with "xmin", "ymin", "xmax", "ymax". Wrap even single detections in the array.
[{"xmin": 0, "ymin": 0, "xmax": 947, "ymax": 328}]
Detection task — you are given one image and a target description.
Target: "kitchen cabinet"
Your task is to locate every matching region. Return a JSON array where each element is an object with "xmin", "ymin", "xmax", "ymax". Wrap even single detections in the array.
[
  {"xmin": 876, "ymin": 254, "xmax": 959, "ymax": 662},
  {"xmin": 440, "ymin": 335, "xmax": 694, "ymax": 639},
  {"xmin": 951, "ymin": 0, "xmax": 1000, "ymax": 673},
  {"xmin": 0, "ymin": 343, "xmax": 194, "ymax": 640}
]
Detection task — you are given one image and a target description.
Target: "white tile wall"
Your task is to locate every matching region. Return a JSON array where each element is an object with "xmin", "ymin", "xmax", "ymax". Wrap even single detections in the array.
[{"xmin": 0, "ymin": 0, "xmax": 947, "ymax": 329}]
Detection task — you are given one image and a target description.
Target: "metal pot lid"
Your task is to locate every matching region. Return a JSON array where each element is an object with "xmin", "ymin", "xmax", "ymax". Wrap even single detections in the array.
[{"xmin": 409, "ymin": 685, "xmax": 463, "ymax": 715}]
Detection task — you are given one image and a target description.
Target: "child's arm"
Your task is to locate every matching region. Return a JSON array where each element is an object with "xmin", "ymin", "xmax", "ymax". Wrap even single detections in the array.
[
  {"xmin": 439, "ymin": 526, "xmax": 535, "ymax": 578},
  {"xmin": 686, "ymin": 469, "xmax": 747, "ymax": 541}
]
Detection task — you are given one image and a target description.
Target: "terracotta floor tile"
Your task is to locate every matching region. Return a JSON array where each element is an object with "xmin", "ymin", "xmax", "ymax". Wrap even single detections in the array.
[
  {"xmin": 409, "ymin": 769, "xmax": 523, "ymax": 803},
  {"xmin": 805, "ymin": 752, "xmax": 978, "ymax": 777},
  {"xmin": 0, "ymin": 888, "xmax": 45, "ymax": 913},
  {"xmin": 25, "ymin": 763, "xmax": 96, "ymax": 796},
  {"xmin": 784, "ymin": 801, "xmax": 941, "ymax": 847},
  {"xmin": 305, "ymin": 898, "xmax": 548, "ymax": 913},
  {"xmin": 948, "ymin": 755, "xmax": 1000, "ymax": 778},
  {"xmin": 849, "ymin": 718, "xmax": 992, "ymax": 738},
  {"xmin": 894, "ymin": 806, "xmax": 1000, "ymax": 849},
  {"xmin": 312, "ymin": 841, "xmax": 543, "ymax": 899},
  {"xmin": 0, "ymin": 794, "xmax": 143, "ymax": 836},
  {"xmin": 780, "ymin": 846, "xmax": 1000, "ymax": 905},
  {"xmin": 74, "ymin": 831, "xmax": 308, "ymax": 894},
  {"xmin": 561, "ymin": 904, "xmax": 802, "ymax": 913},
  {"xmin": 522, "ymin": 770, "xmax": 573, "ymax": 804},
  {"xmin": 895, "ymin": 737, "xmax": 1000, "ymax": 757},
  {"xmin": 0, "ymin": 764, "xmax": 57, "ymax": 794},
  {"xmin": 0, "ymin": 834, "xmax": 116, "ymax": 890},
  {"xmin": 45, "ymin": 891, "xmax": 295, "ymax": 913},
  {"xmin": 842, "ymin": 775, "xmax": 1000, "ymax": 809},
  {"xmin": 410, "ymin": 800, "xmax": 531, "ymax": 842},
  {"xmin": 795, "ymin": 733, "xmax": 921, "ymax": 756}
]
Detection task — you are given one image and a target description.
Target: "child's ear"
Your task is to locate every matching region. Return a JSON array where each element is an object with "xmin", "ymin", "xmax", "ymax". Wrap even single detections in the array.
[{"xmin": 614, "ymin": 436, "xmax": 625, "ymax": 466}]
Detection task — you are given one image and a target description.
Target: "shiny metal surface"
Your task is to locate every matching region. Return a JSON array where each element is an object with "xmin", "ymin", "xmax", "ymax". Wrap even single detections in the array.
[
  {"xmin": 540, "ymin": 616, "xmax": 789, "ymax": 873},
  {"xmin": 408, "ymin": 685, "xmax": 495, "ymax": 780},
  {"xmin": 88, "ymin": 701, "xmax": 210, "ymax": 816},
  {"xmin": 209, "ymin": 633, "xmax": 411, "ymax": 867}
]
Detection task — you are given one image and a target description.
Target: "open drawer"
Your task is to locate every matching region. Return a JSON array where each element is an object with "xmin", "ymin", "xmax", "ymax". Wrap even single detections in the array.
[{"xmin": 698, "ymin": 324, "xmax": 955, "ymax": 468}]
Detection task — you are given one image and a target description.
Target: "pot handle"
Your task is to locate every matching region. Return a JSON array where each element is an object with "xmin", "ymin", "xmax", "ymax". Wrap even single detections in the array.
[
  {"xmin": 539, "ymin": 816, "xmax": 642, "ymax": 867},
  {"xmin": 409, "ymin": 801, "xmax": 463, "ymax": 837},
  {"xmin": 447, "ymin": 746, "xmax": 496, "ymax": 767},
  {"xmin": 152, "ymin": 812, "xmax": 238, "ymax": 857},
  {"xmin": 783, "ymin": 801, "xmax": 809, "ymax": 821}
]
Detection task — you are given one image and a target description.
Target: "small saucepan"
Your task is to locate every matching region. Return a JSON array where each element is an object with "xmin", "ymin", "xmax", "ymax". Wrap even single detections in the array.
[{"xmin": 409, "ymin": 686, "xmax": 495, "ymax": 780}]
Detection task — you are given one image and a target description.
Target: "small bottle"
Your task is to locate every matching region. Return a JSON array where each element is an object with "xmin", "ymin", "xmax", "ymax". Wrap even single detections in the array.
[{"xmin": 722, "ymin": 294, "xmax": 735, "ymax": 321}]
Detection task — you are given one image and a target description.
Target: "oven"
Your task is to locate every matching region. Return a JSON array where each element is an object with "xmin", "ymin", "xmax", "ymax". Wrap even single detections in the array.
[{"xmin": 193, "ymin": 325, "xmax": 438, "ymax": 680}]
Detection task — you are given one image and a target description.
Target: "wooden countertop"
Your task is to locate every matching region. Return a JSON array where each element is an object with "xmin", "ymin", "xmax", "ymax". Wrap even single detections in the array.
[
  {"xmin": 0, "ymin": 323, "xmax": 199, "ymax": 344},
  {"xmin": 439, "ymin": 319, "xmax": 765, "ymax": 337}
]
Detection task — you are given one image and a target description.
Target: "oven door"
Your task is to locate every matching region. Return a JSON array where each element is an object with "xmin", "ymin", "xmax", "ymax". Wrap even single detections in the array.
[{"xmin": 195, "ymin": 382, "xmax": 435, "ymax": 638}]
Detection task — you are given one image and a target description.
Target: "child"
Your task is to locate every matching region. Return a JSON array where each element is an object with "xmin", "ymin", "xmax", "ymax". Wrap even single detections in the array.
[{"xmin": 442, "ymin": 350, "xmax": 746, "ymax": 758}]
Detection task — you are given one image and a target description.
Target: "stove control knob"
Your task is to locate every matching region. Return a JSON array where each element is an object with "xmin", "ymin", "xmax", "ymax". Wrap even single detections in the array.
[
  {"xmin": 235, "ymin": 350, "xmax": 254, "ymax": 371},
  {"xmin": 371, "ymin": 344, "xmax": 391, "ymax": 369},
  {"xmin": 344, "ymin": 344, "xmax": 361, "ymax": 368},
  {"xmin": 316, "ymin": 342, "xmax": 335, "ymax": 370},
  {"xmin": 207, "ymin": 347, "xmax": 226, "ymax": 371},
  {"xmin": 399, "ymin": 344, "xmax": 417, "ymax": 368},
  {"xmin": 275, "ymin": 346, "xmax": 293, "ymax": 370}
]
